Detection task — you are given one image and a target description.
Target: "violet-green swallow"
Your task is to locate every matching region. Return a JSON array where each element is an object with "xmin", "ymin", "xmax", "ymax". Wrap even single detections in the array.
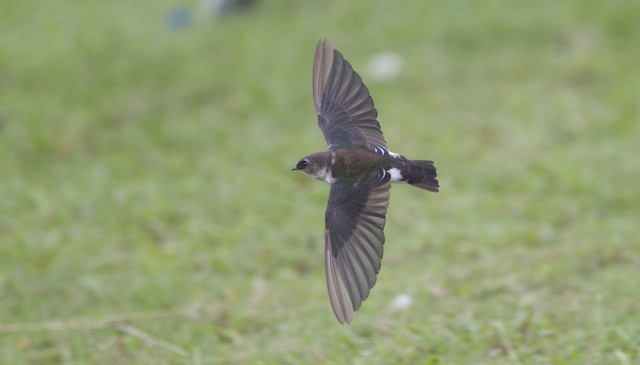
[{"xmin": 292, "ymin": 39, "xmax": 439, "ymax": 324}]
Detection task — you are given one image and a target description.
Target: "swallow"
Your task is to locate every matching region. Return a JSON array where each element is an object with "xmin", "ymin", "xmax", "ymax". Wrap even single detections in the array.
[{"xmin": 292, "ymin": 39, "xmax": 439, "ymax": 324}]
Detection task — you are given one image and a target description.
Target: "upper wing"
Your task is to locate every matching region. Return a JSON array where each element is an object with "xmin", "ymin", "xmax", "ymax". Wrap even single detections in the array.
[
  {"xmin": 313, "ymin": 39, "xmax": 387, "ymax": 149},
  {"xmin": 324, "ymin": 177, "xmax": 390, "ymax": 324}
]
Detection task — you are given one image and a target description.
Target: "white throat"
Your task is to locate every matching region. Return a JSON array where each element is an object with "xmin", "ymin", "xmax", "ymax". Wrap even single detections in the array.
[{"xmin": 314, "ymin": 167, "xmax": 335, "ymax": 184}]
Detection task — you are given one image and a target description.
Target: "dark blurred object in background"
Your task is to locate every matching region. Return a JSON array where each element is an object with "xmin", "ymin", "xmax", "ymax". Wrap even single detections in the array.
[{"xmin": 202, "ymin": 0, "xmax": 257, "ymax": 17}]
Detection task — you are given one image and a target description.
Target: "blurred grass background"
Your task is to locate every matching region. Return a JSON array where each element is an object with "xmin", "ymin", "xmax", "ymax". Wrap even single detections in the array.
[{"xmin": 1, "ymin": 0, "xmax": 639, "ymax": 364}]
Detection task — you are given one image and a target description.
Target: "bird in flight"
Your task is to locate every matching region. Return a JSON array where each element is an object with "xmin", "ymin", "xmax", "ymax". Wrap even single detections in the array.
[{"xmin": 292, "ymin": 39, "xmax": 439, "ymax": 324}]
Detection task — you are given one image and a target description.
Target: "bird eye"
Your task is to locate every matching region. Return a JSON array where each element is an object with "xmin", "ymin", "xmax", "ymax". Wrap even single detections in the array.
[{"xmin": 298, "ymin": 160, "xmax": 308, "ymax": 169}]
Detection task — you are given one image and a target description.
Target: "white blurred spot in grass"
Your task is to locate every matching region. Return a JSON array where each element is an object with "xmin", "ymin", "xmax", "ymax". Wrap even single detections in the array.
[
  {"xmin": 387, "ymin": 293, "xmax": 412, "ymax": 312},
  {"xmin": 247, "ymin": 276, "xmax": 268, "ymax": 307},
  {"xmin": 367, "ymin": 52, "xmax": 403, "ymax": 81}
]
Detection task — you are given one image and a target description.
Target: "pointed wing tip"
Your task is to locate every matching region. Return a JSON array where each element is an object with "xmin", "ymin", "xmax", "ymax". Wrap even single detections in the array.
[
  {"xmin": 315, "ymin": 38, "xmax": 334, "ymax": 62},
  {"xmin": 325, "ymin": 229, "xmax": 356, "ymax": 324},
  {"xmin": 333, "ymin": 300, "xmax": 354, "ymax": 324},
  {"xmin": 317, "ymin": 38, "xmax": 334, "ymax": 50},
  {"xmin": 333, "ymin": 305, "xmax": 355, "ymax": 325},
  {"xmin": 313, "ymin": 38, "xmax": 336, "ymax": 113},
  {"xmin": 337, "ymin": 314, "xmax": 353, "ymax": 325}
]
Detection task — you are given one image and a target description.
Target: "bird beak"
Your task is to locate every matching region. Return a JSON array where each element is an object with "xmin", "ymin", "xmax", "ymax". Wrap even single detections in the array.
[{"xmin": 291, "ymin": 166, "xmax": 299, "ymax": 171}]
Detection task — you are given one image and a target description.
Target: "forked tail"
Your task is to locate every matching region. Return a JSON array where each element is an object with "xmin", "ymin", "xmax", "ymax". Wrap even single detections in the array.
[{"xmin": 406, "ymin": 160, "xmax": 439, "ymax": 192}]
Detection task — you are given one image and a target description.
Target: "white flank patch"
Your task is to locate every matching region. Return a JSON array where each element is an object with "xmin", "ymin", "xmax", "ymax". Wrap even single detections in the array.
[{"xmin": 387, "ymin": 167, "xmax": 403, "ymax": 181}]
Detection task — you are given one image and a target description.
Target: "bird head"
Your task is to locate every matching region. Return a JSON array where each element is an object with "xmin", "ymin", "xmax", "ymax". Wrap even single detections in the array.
[{"xmin": 292, "ymin": 152, "xmax": 333, "ymax": 182}]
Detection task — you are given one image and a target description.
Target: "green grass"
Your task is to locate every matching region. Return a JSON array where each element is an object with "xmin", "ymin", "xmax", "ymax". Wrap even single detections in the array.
[{"xmin": 1, "ymin": 0, "xmax": 639, "ymax": 363}]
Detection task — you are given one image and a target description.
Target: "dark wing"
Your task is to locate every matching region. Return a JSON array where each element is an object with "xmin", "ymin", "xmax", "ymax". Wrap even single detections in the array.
[
  {"xmin": 313, "ymin": 39, "xmax": 387, "ymax": 149},
  {"xmin": 324, "ymin": 177, "xmax": 390, "ymax": 324}
]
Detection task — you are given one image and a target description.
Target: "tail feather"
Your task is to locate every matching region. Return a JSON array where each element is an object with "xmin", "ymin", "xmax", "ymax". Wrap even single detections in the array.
[{"xmin": 407, "ymin": 160, "xmax": 439, "ymax": 192}]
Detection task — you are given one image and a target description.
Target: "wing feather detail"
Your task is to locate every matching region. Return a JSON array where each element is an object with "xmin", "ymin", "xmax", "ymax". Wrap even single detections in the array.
[
  {"xmin": 313, "ymin": 39, "xmax": 387, "ymax": 149},
  {"xmin": 324, "ymin": 181, "xmax": 390, "ymax": 323}
]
